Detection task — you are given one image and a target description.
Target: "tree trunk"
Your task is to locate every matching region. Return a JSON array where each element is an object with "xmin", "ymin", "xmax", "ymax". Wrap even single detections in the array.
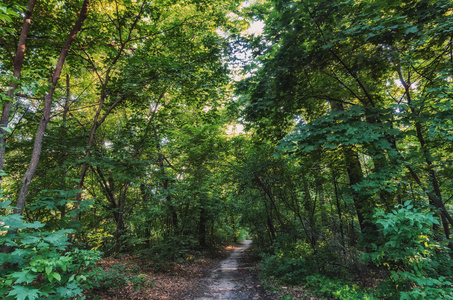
[
  {"xmin": 332, "ymin": 170, "xmax": 345, "ymax": 246},
  {"xmin": 114, "ymin": 183, "xmax": 129, "ymax": 253},
  {"xmin": 14, "ymin": 0, "xmax": 90, "ymax": 216},
  {"xmin": 0, "ymin": 0, "xmax": 37, "ymax": 187},
  {"xmin": 254, "ymin": 175, "xmax": 287, "ymax": 231},
  {"xmin": 343, "ymin": 146, "xmax": 377, "ymax": 242},
  {"xmin": 231, "ymin": 216, "xmax": 237, "ymax": 243},
  {"xmin": 157, "ymin": 151, "xmax": 178, "ymax": 231},
  {"xmin": 1, "ymin": 0, "xmax": 90, "ymax": 254},
  {"xmin": 330, "ymin": 102, "xmax": 377, "ymax": 244},
  {"xmin": 398, "ymin": 67, "xmax": 453, "ymax": 240},
  {"xmin": 198, "ymin": 205, "xmax": 208, "ymax": 247},
  {"xmin": 60, "ymin": 74, "xmax": 71, "ymax": 221}
]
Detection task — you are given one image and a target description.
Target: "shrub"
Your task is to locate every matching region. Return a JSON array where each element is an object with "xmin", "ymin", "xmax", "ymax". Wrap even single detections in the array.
[
  {"xmin": 304, "ymin": 274, "xmax": 375, "ymax": 300},
  {"xmin": 140, "ymin": 235, "xmax": 200, "ymax": 271},
  {"xmin": 364, "ymin": 201, "xmax": 453, "ymax": 299},
  {"xmin": 0, "ymin": 201, "xmax": 101, "ymax": 299},
  {"xmin": 259, "ymin": 238, "xmax": 313, "ymax": 284},
  {"xmin": 84, "ymin": 264, "xmax": 149, "ymax": 292},
  {"xmin": 259, "ymin": 234, "xmax": 358, "ymax": 284}
]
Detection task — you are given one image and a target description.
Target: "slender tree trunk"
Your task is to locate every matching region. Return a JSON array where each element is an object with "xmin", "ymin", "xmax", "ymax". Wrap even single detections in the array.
[
  {"xmin": 14, "ymin": 0, "xmax": 90, "ymax": 216},
  {"xmin": 332, "ymin": 170, "xmax": 345, "ymax": 246},
  {"xmin": 231, "ymin": 216, "xmax": 237, "ymax": 243},
  {"xmin": 385, "ymin": 118, "xmax": 453, "ymax": 232},
  {"xmin": 343, "ymin": 146, "xmax": 378, "ymax": 242},
  {"xmin": 398, "ymin": 68, "xmax": 452, "ymax": 240},
  {"xmin": 210, "ymin": 221, "xmax": 214, "ymax": 245},
  {"xmin": 301, "ymin": 178, "xmax": 318, "ymax": 249},
  {"xmin": 0, "ymin": 0, "xmax": 37, "ymax": 187},
  {"xmin": 261, "ymin": 198, "xmax": 276, "ymax": 242},
  {"xmin": 254, "ymin": 175, "xmax": 286, "ymax": 230},
  {"xmin": 198, "ymin": 205, "xmax": 208, "ymax": 247},
  {"xmin": 114, "ymin": 183, "xmax": 129, "ymax": 253},
  {"xmin": 1, "ymin": 0, "xmax": 90, "ymax": 254},
  {"xmin": 60, "ymin": 74, "xmax": 71, "ymax": 221},
  {"xmin": 317, "ymin": 180, "xmax": 328, "ymax": 226},
  {"xmin": 266, "ymin": 214, "xmax": 276, "ymax": 241},
  {"xmin": 157, "ymin": 151, "xmax": 178, "ymax": 231},
  {"xmin": 330, "ymin": 102, "xmax": 377, "ymax": 244}
]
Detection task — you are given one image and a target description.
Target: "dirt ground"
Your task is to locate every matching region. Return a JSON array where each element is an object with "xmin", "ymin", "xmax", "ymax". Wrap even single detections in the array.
[
  {"xmin": 185, "ymin": 240, "xmax": 278, "ymax": 300},
  {"xmin": 87, "ymin": 241, "xmax": 321, "ymax": 300}
]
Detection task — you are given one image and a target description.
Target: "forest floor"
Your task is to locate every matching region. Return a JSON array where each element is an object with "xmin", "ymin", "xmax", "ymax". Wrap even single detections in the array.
[
  {"xmin": 187, "ymin": 240, "xmax": 277, "ymax": 299},
  {"xmin": 87, "ymin": 240, "xmax": 321, "ymax": 300}
]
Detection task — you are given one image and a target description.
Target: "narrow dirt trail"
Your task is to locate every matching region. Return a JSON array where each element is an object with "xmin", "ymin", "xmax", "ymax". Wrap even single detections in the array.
[{"xmin": 192, "ymin": 240, "xmax": 278, "ymax": 300}]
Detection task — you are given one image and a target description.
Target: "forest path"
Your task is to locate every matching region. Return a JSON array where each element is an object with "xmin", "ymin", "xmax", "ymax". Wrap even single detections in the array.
[{"xmin": 190, "ymin": 240, "xmax": 278, "ymax": 300}]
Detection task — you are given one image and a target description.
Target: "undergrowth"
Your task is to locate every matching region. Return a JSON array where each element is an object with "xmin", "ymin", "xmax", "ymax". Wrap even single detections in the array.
[{"xmin": 258, "ymin": 201, "xmax": 453, "ymax": 299}]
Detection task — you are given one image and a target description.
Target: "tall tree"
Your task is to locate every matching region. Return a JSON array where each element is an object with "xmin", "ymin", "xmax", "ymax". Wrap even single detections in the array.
[
  {"xmin": 14, "ymin": 0, "xmax": 91, "ymax": 216},
  {"xmin": 239, "ymin": 0, "xmax": 453, "ymax": 246},
  {"xmin": 0, "ymin": 0, "xmax": 37, "ymax": 187}
]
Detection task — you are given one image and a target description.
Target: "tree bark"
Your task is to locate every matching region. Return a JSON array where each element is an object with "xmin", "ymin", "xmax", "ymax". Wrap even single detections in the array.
[
  {"xmin": 332, "ymin": 170, "xmax": 345, "ymax": 246},
  {"xmin": 156, "ymin": 139, "xmax": 178, "ymax": 231},
  {"xmin": 0, "ymin": 0, "xmax": 37, "ymax": 188},
  {"xmin": 14, "ymin": 0, "xmax": 90, "ymax": 216},
  {"xmin": 60, "ymin": 74, "xmax": 71, "ymax": 221},
  {"xmin": 397, "ymin": 67, "xmax": 453, "ymax": 239},
  {"xmin": 330, "ymin": 102, "xmax": 377, "ymax": 244},
  {"xmin": 71, "ymin": 3, "xmax": 147, "ymax": 221},
  {"xmin": 343, "ymin": 147, "xmax": 377, "ymax": 238},
  {"xmin": 1, "ymin": 0, "xmax": 90, "ymax": 254},
  {"xmin": 114, "ymin": 183, "xmax": 129, "ymax": 253},
  {"xmin": 198, "ymin": 205, "xmax": 208, "ymax": 247}
]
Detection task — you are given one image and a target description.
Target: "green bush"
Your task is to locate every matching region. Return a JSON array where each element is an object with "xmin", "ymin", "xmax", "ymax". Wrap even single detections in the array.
[
  {"xmin": 260, "ymin": 252, "xmax": 307, "ymax": 284},
  {"xmin": 259, "ymin": 238, "xmax": 312, "ymax": 284},
  {"xmin": 259, "ymin": 235, "xmax": 355, "ymax": 284},
  {"xmin": 364, "ymin": 201, "xmax": 453, "ymax": 299},
  {"xmin": 140, "ymin": 235, "xmax": 200, "ymax": 271},
  {"xmin": 84, "ymin": 264, "xmax": 149, "ymax": 292},
  {"xmin": 0, "ymin": 201, "xmax": 101, "ymax": 299},
  {"xmin": 304, "ymin": 274, "xmax": 375, "ymax": 300}
]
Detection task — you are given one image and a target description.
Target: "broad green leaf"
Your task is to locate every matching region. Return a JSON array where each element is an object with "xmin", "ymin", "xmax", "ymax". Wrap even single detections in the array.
[
  {"xmin": 45, "ymin": 266, "xmax": 52, "ymax": 275},
  {"xmin": 52, "ymin": 272, "xmax": 61, "ymax": 282},
  {"xmin": 0, "ymin": 200, "xmax": 11, "ymax": 209},
  {"xmin": 11, "ymin": 271, "xmax": 36, "ymax": 284},
  {"xmin": 8, "ymin": 285, "xmax": 40, "ymax": 300}
]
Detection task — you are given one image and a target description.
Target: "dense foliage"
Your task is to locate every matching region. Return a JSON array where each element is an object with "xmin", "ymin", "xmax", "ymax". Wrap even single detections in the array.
[
  {"xmin": 235, "ymin": 0, "xmax": 453, "ymax": 298},
  {"xmin": 1, "ymin": 0, "xmax": 453, "ymax": 298}
]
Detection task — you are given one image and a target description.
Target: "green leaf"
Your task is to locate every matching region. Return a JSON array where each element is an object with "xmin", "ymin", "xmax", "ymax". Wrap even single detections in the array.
[
  {"xmin": 43, "ymin": 230, "xmax": 70, "ymax": 246},
  {"xmin": 0, "ymin": 13, "xmax": 12, "ymax": 22},
  {"xmin": 27, "ymin": 221, "xmax": 45, "ymax": 229},
  {"xmin": 11, "ymin": 271, "xmax": 36, "ymax": 284},
  {"xmin": 0, "ymin": 200, "xmax": 11, "ymax": 209},
  {"xmin": 45, "ymin": 266, "xmax": 52, "ymax": 275},
  {"xmin": 8, "ymin": 285, "xmax": 40, "ymax": 300},
  {"xmin": 55, "ymin": 281, "xmax": 83, "ymax": 297},
  {"xmin": 21, "ymin": 235, "xmax": 41, "ymax": 245},
  {"xmin": 0, "ymin": 214, "xmax": 26, "ymax": 230},
  {"xmin": 53, "ymin": 272, "xmax": 61, "ymax": 282},
  {"xmin": 405, "ymin": 26, "xmax": 419, "ymax": 34}
]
